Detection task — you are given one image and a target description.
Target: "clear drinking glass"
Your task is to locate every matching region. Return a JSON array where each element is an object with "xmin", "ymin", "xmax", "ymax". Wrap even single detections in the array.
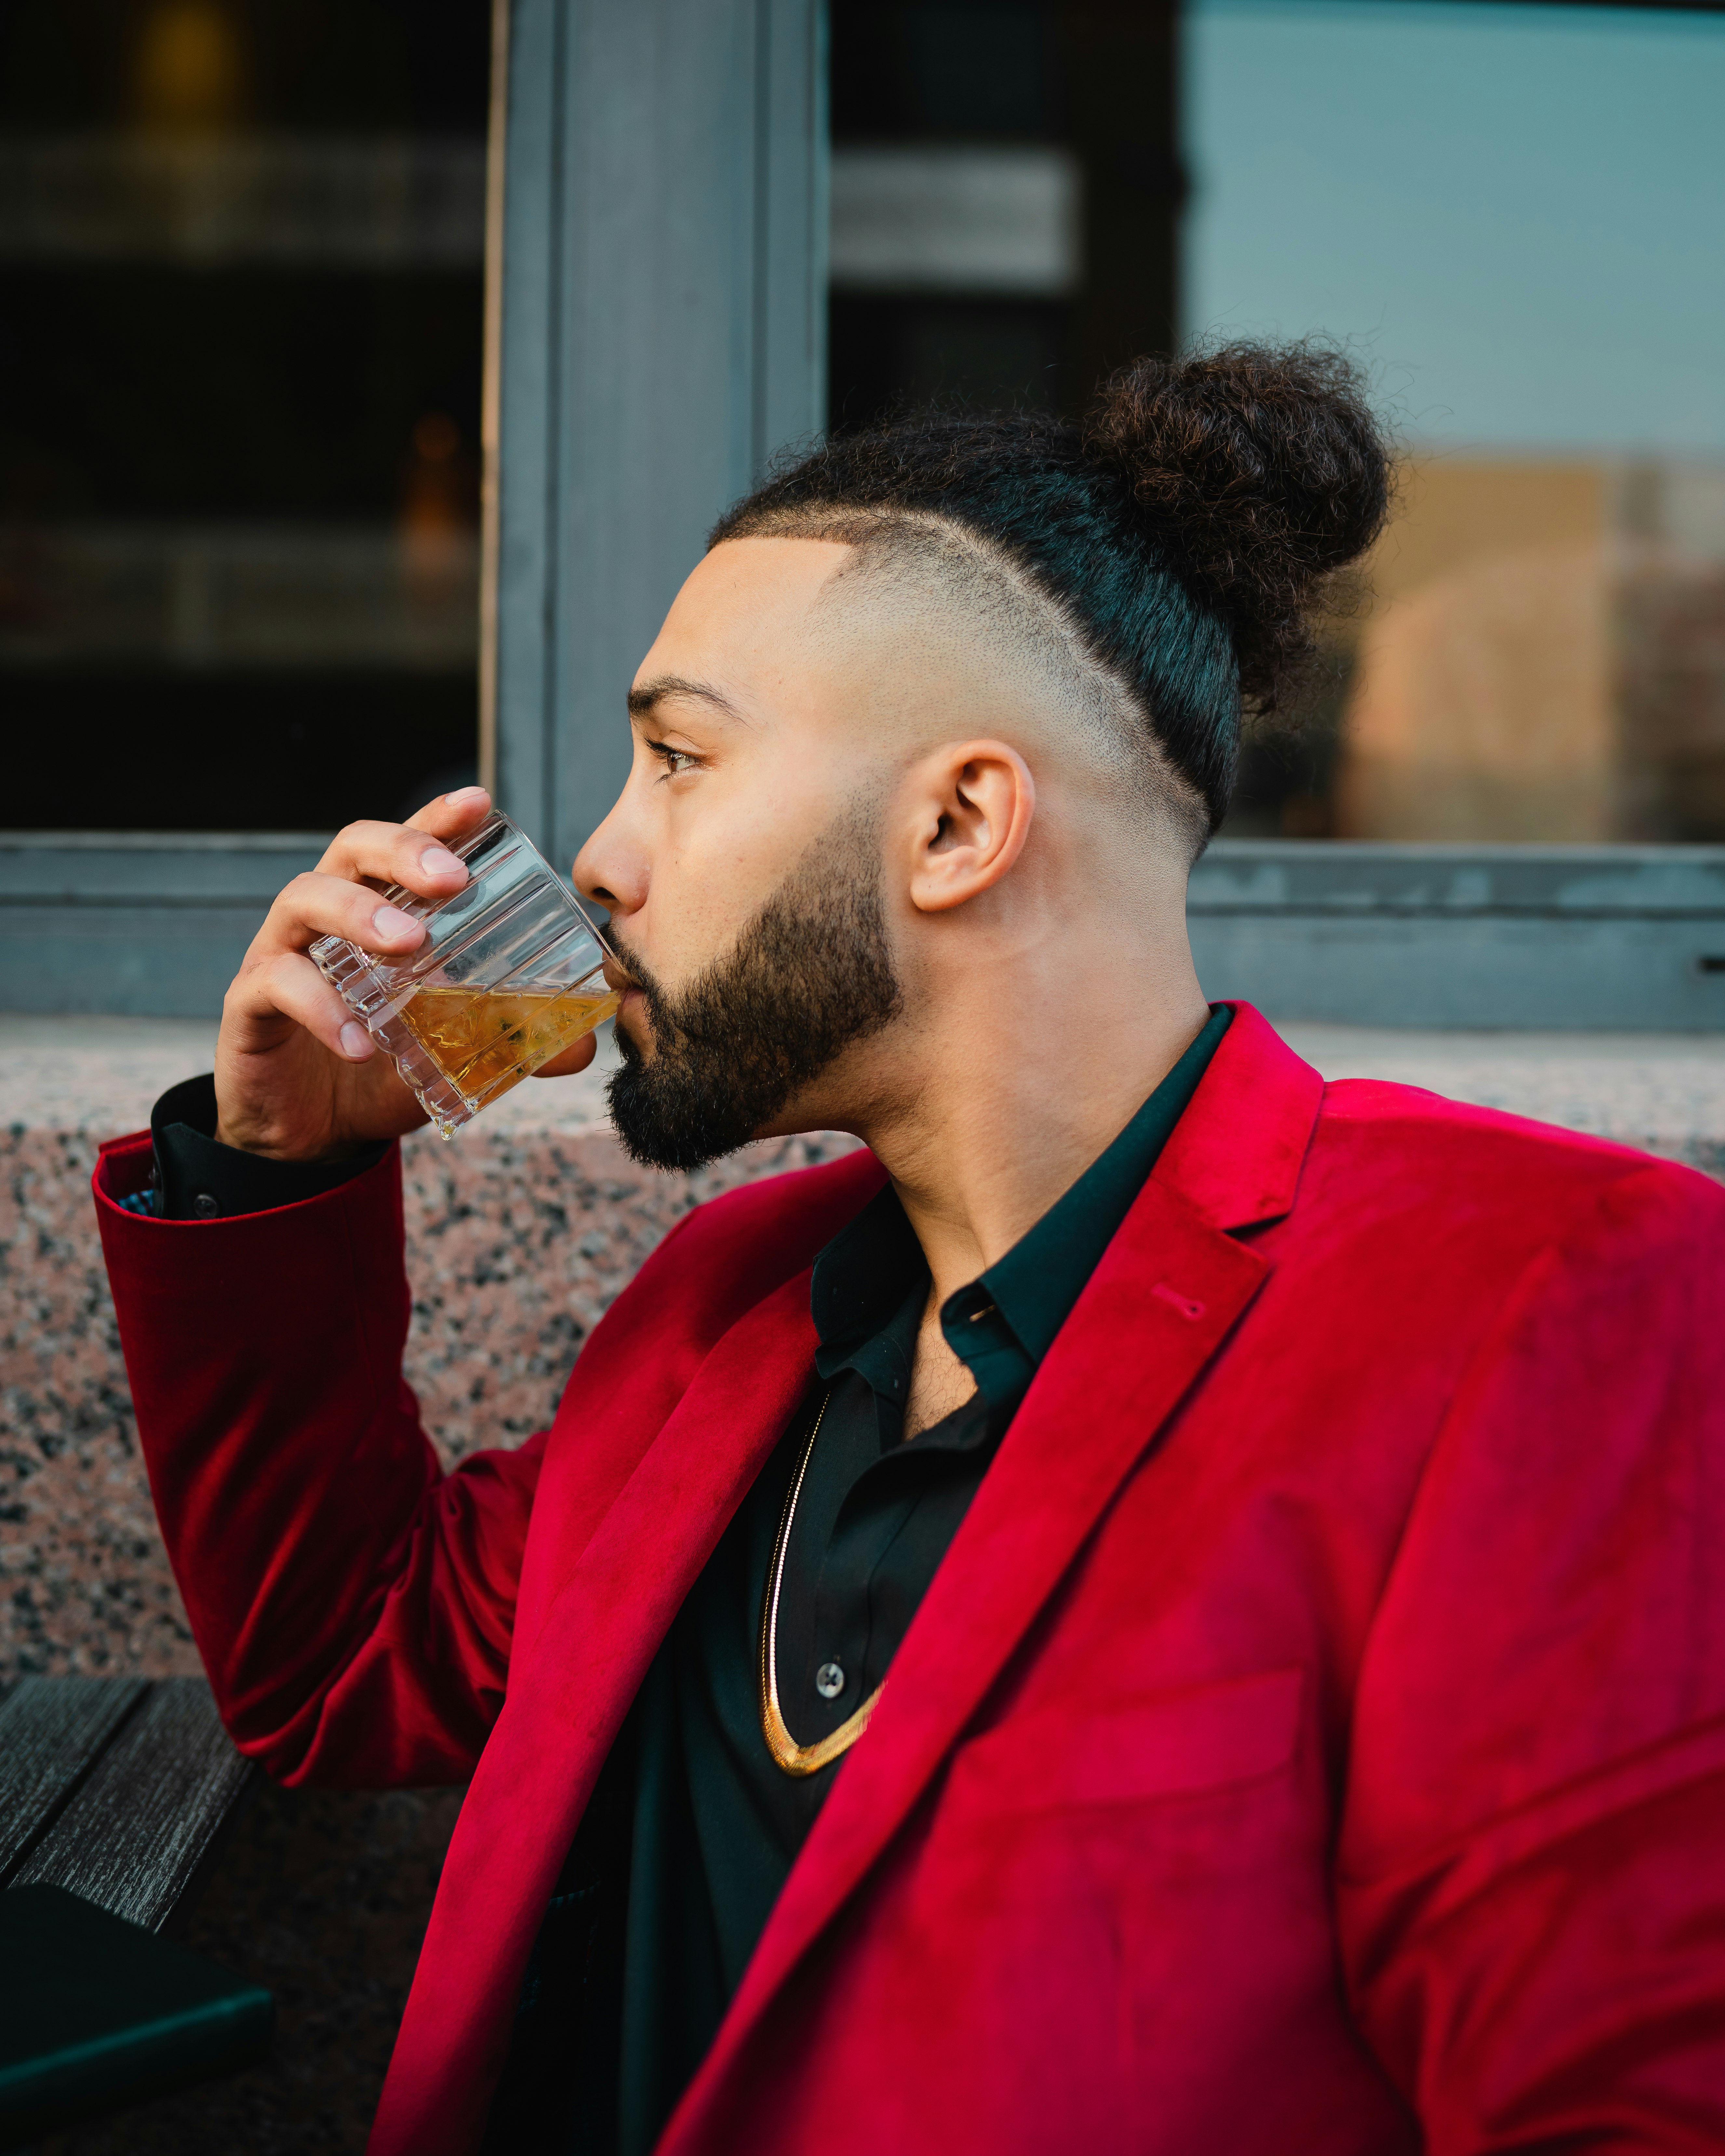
[{"xmin": 310, "ymin": 809, "xmax": 620, "ymax": 1138}]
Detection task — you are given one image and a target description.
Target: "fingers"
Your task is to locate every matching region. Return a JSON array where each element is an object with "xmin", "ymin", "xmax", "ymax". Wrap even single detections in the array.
[
  {"xmin": 314, "ymin": 801, "xmax": 484, "ymax": 902},
  {"xmin": 224, "ymin": 787, "xmax": 495, "ymax": 1069},
  {"xmin": 404, "ymin": 783, "xmax": 492, "ymax": 839},
  {"xmin": 252, "ymin": 869, "xmax": 436, "ymax": 968},
  {"xmin": 530, "ymin": 1032, "xmax": 600, "ymax": 1081},
  {"xmin": 226, "ymin": 949, "xmax": 378, "ymax": 1063}
]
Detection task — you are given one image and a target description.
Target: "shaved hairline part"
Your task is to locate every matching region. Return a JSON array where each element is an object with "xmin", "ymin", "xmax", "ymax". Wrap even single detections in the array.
[{"xmin": 711, "ymin": 504, "xmax": 1212, "ymax": 860}]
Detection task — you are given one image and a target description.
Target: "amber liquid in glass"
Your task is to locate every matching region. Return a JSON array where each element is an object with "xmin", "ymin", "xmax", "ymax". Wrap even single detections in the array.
[{"xmin": 397, "ymin": 983, "xmax": 621, "ymax": 1105}]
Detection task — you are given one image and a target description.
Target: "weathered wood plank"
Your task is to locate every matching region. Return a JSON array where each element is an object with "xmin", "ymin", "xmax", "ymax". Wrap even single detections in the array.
[
  {"xmin": 0, "ymin": 1677, "xmax": 149, "ymax": 1885},
  {"xmin": 11, "ymin": 1680, "xmax": 256, "ymax": 1932}
]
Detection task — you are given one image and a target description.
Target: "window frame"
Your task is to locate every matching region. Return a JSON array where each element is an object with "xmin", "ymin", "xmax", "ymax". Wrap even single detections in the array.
[{"xmin": 4, "ymin": 0, "xmax": 1723, "ymax": 1032}]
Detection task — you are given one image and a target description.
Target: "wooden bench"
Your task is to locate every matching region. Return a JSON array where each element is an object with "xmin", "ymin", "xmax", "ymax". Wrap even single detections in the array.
[{"xmin": 0, "ymin": 1678, "xmax": 267, "ymax": 2143}]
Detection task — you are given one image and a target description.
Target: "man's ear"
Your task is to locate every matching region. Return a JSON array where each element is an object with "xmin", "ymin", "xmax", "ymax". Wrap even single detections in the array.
[{"xmin": 904, "ymin": 740, "xmax": 1036, "ymax": 915}]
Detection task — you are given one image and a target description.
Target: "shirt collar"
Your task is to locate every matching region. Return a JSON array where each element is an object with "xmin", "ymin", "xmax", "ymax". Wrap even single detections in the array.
[
  {"xmin": 810, "ymin": 1179, "xmax": 927, "ymax": 1370},
  {"xmin": 975, "ymin": 1003, "xmax": 1232, "ymax": 1367}
]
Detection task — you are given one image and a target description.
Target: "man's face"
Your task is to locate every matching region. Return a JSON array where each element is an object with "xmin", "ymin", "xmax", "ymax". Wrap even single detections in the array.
[{"xmin": 574, "ymin": 539, "xmax": 903, "ymax": 1168}]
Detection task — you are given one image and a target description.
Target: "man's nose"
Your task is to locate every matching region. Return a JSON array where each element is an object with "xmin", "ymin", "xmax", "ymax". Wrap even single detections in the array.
[{"xmin": 573, "ymin": 792, "xmax": 644, "ymax": 916}]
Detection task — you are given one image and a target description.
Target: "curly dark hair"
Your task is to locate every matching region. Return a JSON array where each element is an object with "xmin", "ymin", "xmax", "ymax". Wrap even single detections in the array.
[{"xmin": 711, "ymin": 342, "xmax": 1391, "ymax": 838}]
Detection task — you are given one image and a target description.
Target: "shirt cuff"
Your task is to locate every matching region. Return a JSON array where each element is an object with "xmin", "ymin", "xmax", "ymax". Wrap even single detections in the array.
[{"xmin": 146, "ymin": 1074, "xmax": 390, "ymax": 1220}]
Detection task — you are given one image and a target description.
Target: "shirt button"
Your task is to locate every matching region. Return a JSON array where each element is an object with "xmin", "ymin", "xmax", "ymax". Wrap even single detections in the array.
[
  {"xmin": 192, "ymin": 1193, "xmax": 220, "ymax": 1219},
  {"xmin": 815, "ymin": 1661, "xmax": 846, "ymax": 1701}
]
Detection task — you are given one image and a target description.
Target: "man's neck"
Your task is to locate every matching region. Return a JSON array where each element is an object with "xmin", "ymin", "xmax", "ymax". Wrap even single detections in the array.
[{"xmin": 849, "ymin": 938, "xmax": 1211, "ymax": 1314}]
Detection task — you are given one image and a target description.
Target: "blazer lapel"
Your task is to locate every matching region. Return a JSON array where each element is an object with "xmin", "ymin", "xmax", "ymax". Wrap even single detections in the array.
[
  {"xmin": 372, "ymin": 1270, "xmax": 820, "ymax": 2156},
  {"xmin": 664, "ymin": 1004, "xmax": 1325, "ymax": 2152}
]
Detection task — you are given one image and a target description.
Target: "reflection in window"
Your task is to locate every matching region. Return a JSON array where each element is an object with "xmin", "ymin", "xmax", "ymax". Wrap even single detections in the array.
[
  {"xmin": 1188, "ymin": 0, "xmax": 1725, "ymax": 844},
  {"xmin": 0, "ymin": 0, "xmax": 488, "ymax": 832}
]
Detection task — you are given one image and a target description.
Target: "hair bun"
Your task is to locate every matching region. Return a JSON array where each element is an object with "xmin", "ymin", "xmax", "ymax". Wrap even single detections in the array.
[{"xmin": 1083, "ymin": 342, "xmax": 1391, "ymax": 711}]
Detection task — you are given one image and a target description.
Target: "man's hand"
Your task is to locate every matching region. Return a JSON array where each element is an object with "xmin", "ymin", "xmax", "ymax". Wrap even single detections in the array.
[{"xmin": 212, "ymin": 786, "xmax": 593, "ymax": 1162}]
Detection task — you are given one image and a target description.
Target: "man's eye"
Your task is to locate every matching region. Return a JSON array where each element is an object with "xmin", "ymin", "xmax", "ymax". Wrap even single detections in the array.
[{"xmin": 651, "ymin": 743, "xmax": 697, "ymax": 776}]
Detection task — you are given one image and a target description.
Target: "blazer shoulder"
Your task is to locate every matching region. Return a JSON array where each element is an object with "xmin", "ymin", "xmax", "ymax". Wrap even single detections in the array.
[{"xmin": 1310, "ymin": 1074, "xmax": 1723, "ymax": 1218}]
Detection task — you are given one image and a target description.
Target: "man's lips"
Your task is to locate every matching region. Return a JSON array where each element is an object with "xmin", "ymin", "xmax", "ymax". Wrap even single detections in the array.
[{"xmin": 611, "ymin": 984, "xmax": 656, "ymax": 1061}]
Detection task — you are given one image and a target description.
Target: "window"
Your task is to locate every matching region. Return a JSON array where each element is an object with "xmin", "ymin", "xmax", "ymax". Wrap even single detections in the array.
[
  {"xmin": 1187, "ymin": 0, "xmax": 1725, "ymax": 846},
  {"xmin": 0, "ymin": 0, "xmax": 489, "ymax": 833},
  {"xmin": 7, "ymin": 0, "xmax": 1720, "ymax": 1026},
  {"xmin": 820, "ymin": 0, "xmax": 1725, "ymax": 1028}
]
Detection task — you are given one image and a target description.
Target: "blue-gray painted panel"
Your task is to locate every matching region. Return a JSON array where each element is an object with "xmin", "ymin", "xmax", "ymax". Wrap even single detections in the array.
[
  {"xmin": 0, "ymin": 909, "xmax": 262, "ymax": 1017},
  {"xmin": 7, "ymin": 835, "xmax": 1725, "ymax": 1021},
  {"xmin": 1192, "ymin": 914, "xmax": 1725, "ymax": 1031},
  {"xmin": 0, "ymin": 836, "xmax": 325, "ymax": 904},
  {"xmin": 1191, "ymin": 839, "xmax": 1725, "ymax": 919},
  {"xmin": 493, "ymin": 0, "xmax": 564, "ymax": 853},
  {"xmin": 493, "ymin": 0, "xmax": 827, "ymax": 875},
  {"xmin": 0, "ymin": 835, "xmax": 325, "ymax": 1014}
]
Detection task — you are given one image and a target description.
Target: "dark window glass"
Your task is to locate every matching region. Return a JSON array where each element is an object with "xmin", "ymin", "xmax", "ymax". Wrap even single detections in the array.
[
  {"xmin": 828, "ymin": 2, "xmax": 1180, "ymax": 431},
  {"xmin": 0, "ymin": 0, "xmax": 489, "ymax": 831}
]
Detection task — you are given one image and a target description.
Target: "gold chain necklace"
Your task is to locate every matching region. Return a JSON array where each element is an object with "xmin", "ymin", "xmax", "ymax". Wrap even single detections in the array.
[{"xmin": 759, "ymin": 1391, "xmax": 885, "ymax": 1777}]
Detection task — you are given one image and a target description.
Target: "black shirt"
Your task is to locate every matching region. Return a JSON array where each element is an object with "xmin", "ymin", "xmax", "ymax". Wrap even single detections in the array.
[{"xmin": 143, "ymin": 1008, "xmax": 1232, "ymax": 2154}]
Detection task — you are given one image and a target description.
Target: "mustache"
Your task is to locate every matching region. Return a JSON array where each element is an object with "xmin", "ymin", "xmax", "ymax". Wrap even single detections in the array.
[
  {"xmin": 600, "ymin": 925, "xmax": 651, "ymax": 996},
  {"xmin": 604, "ymin": 925, "xmax": 760, "ymax": 1054},
  {"xmin": 600, "ymin": 927, "xmax": 686, "ymax": 1053}
]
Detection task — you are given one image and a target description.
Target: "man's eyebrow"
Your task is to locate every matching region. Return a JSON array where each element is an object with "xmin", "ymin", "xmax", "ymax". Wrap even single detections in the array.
[{"xmin": 627, "ymin": 675, "xmax": 747, "ymax": 725}]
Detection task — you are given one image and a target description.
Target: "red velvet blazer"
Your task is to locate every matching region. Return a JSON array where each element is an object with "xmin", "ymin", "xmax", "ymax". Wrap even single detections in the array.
[{"xmin": 94, "ymin": 1006, "xmax": 1725, "ymax": 2156}]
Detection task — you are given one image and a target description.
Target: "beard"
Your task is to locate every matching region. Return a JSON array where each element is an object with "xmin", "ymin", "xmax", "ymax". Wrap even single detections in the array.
[{"xmin": 605, "ymin": 799, "xmax": 903, "ymax": 1172}]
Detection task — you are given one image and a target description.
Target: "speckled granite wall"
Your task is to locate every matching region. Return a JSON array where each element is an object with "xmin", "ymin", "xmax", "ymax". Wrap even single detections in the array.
[{"xmin": 1, "ymin": 1018, "xmax": 857, "ymax": 1683}]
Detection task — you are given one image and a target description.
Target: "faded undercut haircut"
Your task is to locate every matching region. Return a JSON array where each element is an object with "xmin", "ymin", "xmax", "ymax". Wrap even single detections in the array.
[{"xmin": 710, "ymin": 342, "xmax": 1392, "ymax": 857}]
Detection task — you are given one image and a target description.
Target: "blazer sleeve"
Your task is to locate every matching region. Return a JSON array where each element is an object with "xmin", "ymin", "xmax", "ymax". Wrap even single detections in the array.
[
  {"xmin": 1337, "ymin": 1157, "xmax": 1725, "ymax": 2152},
  {"xmin": 94, "ymin": 1128, "xmax": 539, "ymax": 1790}
]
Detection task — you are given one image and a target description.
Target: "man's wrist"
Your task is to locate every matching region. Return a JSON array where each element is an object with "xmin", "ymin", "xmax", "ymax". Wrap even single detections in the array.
[
  {"xmin": 211, "ymin": 1113, "xmax": 368, "ymax": 1166},
  {"xmin": 148, "ymin": 1075, "xmax": 389, "ymax": 1220}
]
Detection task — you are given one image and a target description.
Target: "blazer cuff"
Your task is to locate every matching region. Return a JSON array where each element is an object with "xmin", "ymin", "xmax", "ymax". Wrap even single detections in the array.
[{"xmin": 140, "ymin": 1073, "xmax": 390, "ymax": 1221}]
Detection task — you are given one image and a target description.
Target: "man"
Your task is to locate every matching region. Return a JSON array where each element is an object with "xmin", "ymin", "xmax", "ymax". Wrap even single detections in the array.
[{"xmin": 97, "ymin": 348, "xmax": 1725, "ymax": 2154}]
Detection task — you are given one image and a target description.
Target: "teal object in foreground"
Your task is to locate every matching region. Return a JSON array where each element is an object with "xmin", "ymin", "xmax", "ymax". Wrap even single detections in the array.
[{"xmin": 0, "ymin": 1884, "xmax": 273, "ymax": 2147}]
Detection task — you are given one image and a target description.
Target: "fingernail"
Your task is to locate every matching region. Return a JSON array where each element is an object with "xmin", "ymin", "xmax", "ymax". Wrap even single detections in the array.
[
  {"xmin": 340, "ymin": 1022, "xmax": 372, "ymax": 1060},
  {"xmin": 373, "ymin": 904, "xmax": 419, "ymax": 940},
  {"xmin": 446, "ymin": 786, "xmax": 488, "ymax": 807},
  {"xmin": 421, "ymin": 846, "xmax": 465, "ymax": 878}
]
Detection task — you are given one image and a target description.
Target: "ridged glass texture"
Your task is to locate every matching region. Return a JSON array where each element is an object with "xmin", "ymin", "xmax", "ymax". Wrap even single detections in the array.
[{"xmin": 309, "ymin": 811, "xmax": 617, "ymax": 1138}]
